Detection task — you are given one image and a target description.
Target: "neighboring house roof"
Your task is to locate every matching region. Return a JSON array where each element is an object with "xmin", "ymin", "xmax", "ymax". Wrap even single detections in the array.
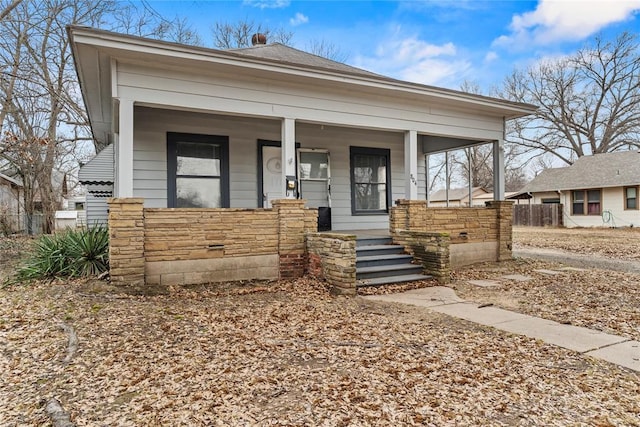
[
  {"xmin": 519, "ymin": 151, "xmax": 640, "ymax": 193},
  {"xmin": 0, "ymin": 172, "xmax": 22, "ymax": 187},
  {"xmin": 79, "ymin": 144, "xmax": 114, "ymax": 184},
  {"xmin": 68, "ymin": 26, "xmax": 537, "ymax": 148},
  {"xmin": 430, "ymin": 187, "xmax": 488, "ymax": 202},
  {"xmin": 474, "ymin": 191, "xmax": 519, "ymax": 201}
]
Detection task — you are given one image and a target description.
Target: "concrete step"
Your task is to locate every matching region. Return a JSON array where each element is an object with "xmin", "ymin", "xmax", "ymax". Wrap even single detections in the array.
[
  {"xmin": 356, "ymin": 244, "xmax": 405, "ymax": 257},
  {"xmin": 357, "ymin": 274, "xmax": 433, "ymax": 288},
  {"xmin": 356, "ymin": 237, "xmax": 393, "ymax": 247},
  {"xmin": 356, "ymin": 254, "xmax": 414, "ymax": 268},
  {"xmin": 357, "ymin": 263, "xmax": 424, "ymax": 280}
]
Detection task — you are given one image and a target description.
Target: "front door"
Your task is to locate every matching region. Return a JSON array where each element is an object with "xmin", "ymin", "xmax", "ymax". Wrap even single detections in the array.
[{"xmin": 261, "ymin": 145, "xmax": 283, "ymax": 208}]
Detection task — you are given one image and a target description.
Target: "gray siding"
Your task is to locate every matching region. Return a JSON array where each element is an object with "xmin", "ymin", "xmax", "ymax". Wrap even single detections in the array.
[
  {"xmin": 133, "ymin": 106, "xmax": 421, "ymax": 230},
  {"xmin": 85, "ymin": 194, "xmax": 108, "ymax": 226}
]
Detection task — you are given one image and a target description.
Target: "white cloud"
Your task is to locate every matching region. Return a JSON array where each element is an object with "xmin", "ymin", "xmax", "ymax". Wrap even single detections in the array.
[
  {"xmin": 484, "ymin": 51, "xmax": 498, "ymax": 63},
  {"xmin": 289, "ymin": 12, "xmax": 309, "ymax": 26},
  {"xmin": 243, "ymin": 0, "xmax": 290, "ymax": 9},
  {"xmin": 495, "ymin": 0, "xmax": 640, "ymax": 48},
  {"xmin": 354, "ymin": 35, "xmax": 471, "ymax": 87}
]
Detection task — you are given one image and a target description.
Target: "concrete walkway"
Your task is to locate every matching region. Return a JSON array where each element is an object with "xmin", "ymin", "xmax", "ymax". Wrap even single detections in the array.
[{"xmin": 363, "ymin": 287, "xmax": 640, "ymax": 372}]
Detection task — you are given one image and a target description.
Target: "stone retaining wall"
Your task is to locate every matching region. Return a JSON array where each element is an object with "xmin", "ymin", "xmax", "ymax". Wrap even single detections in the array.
[
  {"xmin": 390, "ymin": 199, "xmax": 514, "ymax": 266},
  {"xmin": 307, "ymin": 233, "xmax": 357, "ymax": 295},
  {"xmin": 108, "ymin": 198, "xmax": 317, "ymax": 286},
  {"xmin": 393, "ymin": 230, "xmax": 451, "ymax": 284}
]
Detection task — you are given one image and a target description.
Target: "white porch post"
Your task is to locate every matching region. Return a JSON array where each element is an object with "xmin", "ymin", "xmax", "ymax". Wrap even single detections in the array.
[
  {"xmin": 493, "ymin": 138, "xmax": 505, "ymax": 201},
  {"xmin": 117, "ymin": 98, "xmax": 134, "ymax": 198},
  {"xmin": 404, "ymin": 130, "xmax": 418, "ymax": 200},
  {"xmin": 281, "ymin": 118, "xmax": 296, "ymax": 199}
]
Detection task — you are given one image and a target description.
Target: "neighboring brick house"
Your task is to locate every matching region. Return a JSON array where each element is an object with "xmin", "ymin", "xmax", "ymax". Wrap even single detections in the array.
[{"xmin": 69, "ymin": 27, "xmax": 536, "ymax": 292}]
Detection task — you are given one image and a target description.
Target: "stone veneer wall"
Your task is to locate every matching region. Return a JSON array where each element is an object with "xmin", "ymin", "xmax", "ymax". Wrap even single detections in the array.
[
  {"xmin": 107, "ymin": 198, "xmax": 318, "ymax": 286},
  {"xmin": 307, "ymin": 233, "xmax": 357, "ymax": 295},
  {"xmin": 390, "ymin": 199, "xmax": 514, "ymax": 266},
  {"xmin": 393, "ymin": 230, "xmax": 451, "ymax": 284}
]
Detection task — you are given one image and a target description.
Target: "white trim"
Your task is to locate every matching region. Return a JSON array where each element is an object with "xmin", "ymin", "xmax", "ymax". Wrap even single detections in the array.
[
  {"xmin": 117, "ymin": 98, "xmax": 134, "ymax": 197},
  {"xmin": 493, "ymin": 139, "xmax": 505, "ymax": 201},
  {"xmin": 281, "ymin": 118, "xmax": 296, "ymax": 199},
  {"xmin": 404, "ymin": 130, "xmax": 418, "ymax": 200}
]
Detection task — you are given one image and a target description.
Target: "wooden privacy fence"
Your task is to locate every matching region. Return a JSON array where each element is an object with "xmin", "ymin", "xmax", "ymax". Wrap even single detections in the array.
[{"xmin": 513, "ymin": 204, "xmax": 563, "ymax": 227}]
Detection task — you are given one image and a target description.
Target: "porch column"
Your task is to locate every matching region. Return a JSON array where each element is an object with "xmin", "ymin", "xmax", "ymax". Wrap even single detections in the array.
[
  {"xmin": 117, "ymin": 98, "xmax": 134, "ymax": 198},
  {"xmin": 404, "ymin": 130, "xmax": 419, "ymax": 200},
  {"xmin": 493, "ymin": 138, "xmax": 505, "ymax": 201},
  {"xmin": 281, "ymin": 118, "xmax": 296, "ymax": 199}
]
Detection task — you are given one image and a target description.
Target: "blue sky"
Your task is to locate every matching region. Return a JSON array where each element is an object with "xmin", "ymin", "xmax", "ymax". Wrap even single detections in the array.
[{"xmin": 144, "ymin": 0, "xmax": 640, "ymax": 92}]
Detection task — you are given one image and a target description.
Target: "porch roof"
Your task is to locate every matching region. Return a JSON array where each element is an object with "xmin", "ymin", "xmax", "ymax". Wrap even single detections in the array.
[{"xmin": 68, "ymin": 26, "xmax": 537, "ymax": 148}]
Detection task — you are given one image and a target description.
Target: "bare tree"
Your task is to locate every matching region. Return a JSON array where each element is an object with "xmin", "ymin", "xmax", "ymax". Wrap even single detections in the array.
[
  {"xmin": 306, "ymin": 39, "xmax": 349, "ymax": 62},
  {"xmin": 0, "ymin": 0, "xmax": 112, "ymax": 232},
  {"xmin": 0, "ymin": 0, "xmax": 22, "ymax": 21},
  {"xmin": 500, "ymin": 31, "xmax": 640, "ymax": 165},
  {"xmin": 211, "ymin": 18, "xmax": 293, "ymax": 49}
]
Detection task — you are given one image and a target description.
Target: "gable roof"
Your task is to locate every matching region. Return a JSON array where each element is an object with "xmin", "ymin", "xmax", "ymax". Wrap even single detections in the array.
[
  {"xmin": 521, "ymin": 150, "xmax": 640, "ymax": 193},
  {"xmin": 430, "ymin": 187, "xmax": 488, "ymax": 202}
]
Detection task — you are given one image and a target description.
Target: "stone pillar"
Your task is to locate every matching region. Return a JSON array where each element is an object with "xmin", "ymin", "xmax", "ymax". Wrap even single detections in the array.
[
  {"xmin": 272, "ymin": 199, "xmax": 307, "ymax": 279},
  {"xmin": 392, "ymin": 199, "xmax": 427, "ymax": 233},
  {"xmin": 486, "ymin": 200, "xmax": 514, "ymax": 261},
  {"xmin": 108, "ymin": 198, "xmax": 145, "ymax": 286}
]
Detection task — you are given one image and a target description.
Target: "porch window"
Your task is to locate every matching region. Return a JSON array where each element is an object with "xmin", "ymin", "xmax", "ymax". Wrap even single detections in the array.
[
  {"xmin": 167, "ymin": 133, "xmax": 229, "ymax": 208},
  {"xmin": 625, "ymin": 186, "xmax": 638, "ymax": 210},
  {"xmin": 350, "ymin": 147, "xmax": 391, "ymax": 214},
  {"xmin": 571, "ymin": 189, "xmax": 601, "ymax": 215}
]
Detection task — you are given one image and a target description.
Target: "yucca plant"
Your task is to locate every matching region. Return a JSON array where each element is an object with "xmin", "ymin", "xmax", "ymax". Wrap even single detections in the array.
[{"xmin": 10, "ymin": 227, "xmax": 109, "ymax": 284}]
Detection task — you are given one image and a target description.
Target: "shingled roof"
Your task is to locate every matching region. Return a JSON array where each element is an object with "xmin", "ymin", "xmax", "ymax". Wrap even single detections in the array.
[
  {"xmin": 230, "ymin": 43, "xmax": 383, "ymax": 78},
  {"xmin": 520, "ymin": 151, "xmax": 640, "ymax": 193}
]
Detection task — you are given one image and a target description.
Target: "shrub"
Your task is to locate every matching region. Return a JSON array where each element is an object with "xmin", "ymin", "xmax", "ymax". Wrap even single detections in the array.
[{"xmin": 10, "ymin": 227, "xmax": 109, "ymax": 283}]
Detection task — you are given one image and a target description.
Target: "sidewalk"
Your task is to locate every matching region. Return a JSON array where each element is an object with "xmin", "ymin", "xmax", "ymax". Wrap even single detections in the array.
[{"xmin": 362, "ymin": 286, "xmax": 640, "ymax": 372}]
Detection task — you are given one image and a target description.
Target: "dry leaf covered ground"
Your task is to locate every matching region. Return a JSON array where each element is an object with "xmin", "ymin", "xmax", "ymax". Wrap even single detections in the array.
[
  {"xmin": 513, "ymin": 226, "xmax": 640, "ymax": 261},
  {"xmin": 456, "ymin": 226, "xmax": 640, "ymax": 342},
  {"xmin": 1, "ymin": 230, "xmax": 640, "ymax": 426}
]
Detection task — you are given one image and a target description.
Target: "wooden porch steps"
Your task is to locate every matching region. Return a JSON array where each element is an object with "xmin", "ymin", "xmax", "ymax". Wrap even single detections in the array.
[{"xmin": 355, "ymin": 237, "xmax": 432, "ymax": 287}]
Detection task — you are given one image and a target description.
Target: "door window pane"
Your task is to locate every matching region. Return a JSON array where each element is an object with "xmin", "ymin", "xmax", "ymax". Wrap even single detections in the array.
[{"xmin": 299, "ymin": 151, "xmax": 328, "ymax": 179}]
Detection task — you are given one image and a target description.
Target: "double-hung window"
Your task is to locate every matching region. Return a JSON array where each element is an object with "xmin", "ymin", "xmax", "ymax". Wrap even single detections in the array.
[
  {"xmin": 350, "ymin": 147, "xmax": 391, "ymax": 214},
  {"xmin": 571, "ymin": 189, "xmax": 601, "ymax": 215},
  {"xmin": 167, "ymin": 133, "xmax": 229, "ymax": 208},
  {"xmin": 625, "ymin": 186, "xmax": 638, "ymax": 210}
]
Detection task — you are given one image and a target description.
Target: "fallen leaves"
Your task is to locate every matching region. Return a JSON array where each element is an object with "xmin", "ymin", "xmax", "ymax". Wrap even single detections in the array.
[
  {"xmin": 0, "ymin": 276, "xmax": 639, "ymax": 426},
  {"xmin": 513, "ymin": 226, "xmax": 640, "ymax": 261}
]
